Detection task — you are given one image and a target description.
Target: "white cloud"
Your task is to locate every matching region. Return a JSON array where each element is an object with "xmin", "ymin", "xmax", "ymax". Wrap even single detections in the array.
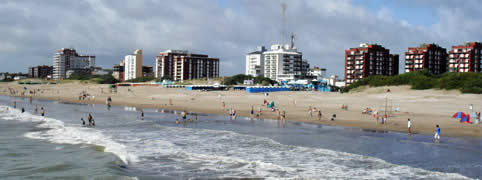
[{"xmin": 0, "ymin": 0, "xmax": 480, "ymax": 78}]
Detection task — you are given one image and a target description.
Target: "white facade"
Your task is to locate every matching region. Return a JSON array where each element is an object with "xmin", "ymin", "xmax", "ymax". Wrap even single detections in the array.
[
  {"xmin": 53, "ymin": 48, "xmax": 95, "ymax": 79},
  {"xmin": 263, "ymin": 44, "xmax": 307, "ymax": 82},
  {"xmin": 245, "ymin": 46, "xmax": 267, "ymax": 77},
  {"xmin": 308, "ymin": 67, "xmax": 326, "ymax": 80},
  {"xmin": 124, "ymin": 49, "xmax": 143, "ymax": 81}
]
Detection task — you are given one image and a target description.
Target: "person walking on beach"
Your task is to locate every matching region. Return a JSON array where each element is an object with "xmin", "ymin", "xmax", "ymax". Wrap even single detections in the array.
[
  {"xmin": 308, "ymin": 106, "xmax": 313, "ymax": 118},
  {"xmin": 407, "ymin": 119, "xmax": 411, "ymax": 135},
  {"xmin": 169, "ymin": 98, "xmax": 173, "ymax": 106},
  {"xmin": 317, "ymin": 110, "xmax": 322, "ymax": 121},
  {"xmin": 250, "ymin": 106, "xmax": 254, "ymax": 119},
  {"xmin": 434, "ymin": 125, "xmax": 441, "ymax": 143}
]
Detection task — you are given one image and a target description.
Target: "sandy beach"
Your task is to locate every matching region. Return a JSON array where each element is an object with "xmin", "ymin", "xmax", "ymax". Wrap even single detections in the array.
[{"xmin": 1, "ymin": 82, "xmax": 481, "ymax": 137}]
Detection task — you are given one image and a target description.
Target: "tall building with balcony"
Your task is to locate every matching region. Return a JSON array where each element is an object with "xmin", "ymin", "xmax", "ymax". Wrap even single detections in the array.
[
  {"xmin": 404, "ymin": 44, "xmax": 447, "ymax": 74},
  {"xmin": 448, "ymin": 42, "xmax": 482, "ymax": 72},
  {"xmin": 155, "ymin": 50, "xmax": 219, "ymax": 81},
  {"xmin": 124, "ymin": 49, "xmax": 143, "ymax": 81},
  {"xmin": 344, "ymin": 43, "xmax": 399, "ymax": 85},
  {"xmin": 53, "ymin": 48, "xmax": 95, "ymax": 79},
  {"xmin": 263, "ymin": 44, "xmax": 309, "ymax": 82},
  {"xmin": 245, "ymin": 46, "xmax": 267, "ymax": 77}
]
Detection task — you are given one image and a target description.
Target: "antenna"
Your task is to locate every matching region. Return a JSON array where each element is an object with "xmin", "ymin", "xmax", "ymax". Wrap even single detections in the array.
[
  {"xmin": 281, "ymin": 2, "xmax": 286, "ymax": 45},
  {"xmin": 291, "ymin": 32, "xmax": 295, "ymax": 49}
]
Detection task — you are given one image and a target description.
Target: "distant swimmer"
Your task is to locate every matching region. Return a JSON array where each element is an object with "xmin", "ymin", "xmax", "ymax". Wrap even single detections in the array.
[
  {"xmin": 81, "ymin": 118, "xmax": 86, "ymax": 126},
  {"xmin": 21, "ymin": 107, "xmax": 25, "ymax": 113},
  {"xmin": 189, "ymin": 118, "xmax": 193, "ymax": 123},
  {"xmin": 34, "ymin": 104, "xmax": 38, "ymax": 113},
  {"xmin": 176, "ymin": 119, "xmax": 180, "ymax": 125},
  {"xmin": 13, "ymin": 101, "xmax": 16, "ymax": 109},
  {"xmin": 141, "ymin": 110, "xmax": 144, "ymax": 120},
  {"xmin": 40, "ymin": 107, "xmax": 45, "ymax": 117}
]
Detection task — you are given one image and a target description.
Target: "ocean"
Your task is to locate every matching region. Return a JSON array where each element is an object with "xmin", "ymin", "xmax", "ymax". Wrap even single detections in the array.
[{"xmin": 0, "ymin": 96, "xmax": 480, "ymax": 179}]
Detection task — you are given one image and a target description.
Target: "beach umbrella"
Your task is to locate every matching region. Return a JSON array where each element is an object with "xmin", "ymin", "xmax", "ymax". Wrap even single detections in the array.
[
  {"xmin": 460, "ymin": 115, "xmax": 471, "ymax": 123},
  {"xmin": 452, "ymin": 112, "xmax": 466, "ymax": 118}
]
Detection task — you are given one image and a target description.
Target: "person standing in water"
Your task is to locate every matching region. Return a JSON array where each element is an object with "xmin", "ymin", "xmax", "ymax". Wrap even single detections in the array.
[
  {"xmin": 81, "ymin": 118, "xmax": 86, "ymax": 126},
  {"xmin": 88, "ymin": 113, "xmax": 95, "ymax": 126},
  {"xmin": 40, "ymin": 107, "xmax": 45, "ymax": 117},
  {"xmin": 434, "ymin": 125, "xmax": 441, "ymax": 143},
  {"xmin": 34, "ymin": 104, "xmax": 38, "ymax": 113},
  {"xmin": 181, "ymin": 110, "xmax": 187, "ymax": 121},
  {"xmin": 21, "ymin": 107, "xmax": 25, "ymax": 113},
  {"xmin": 250, "ymin": 106, "xmax": 254, "ymax": 119},
  {"xmin": 141, "ymin": 110, "xmax": 144, "ymax": 120},
  {"xmin": 13, "ymin": 101, "xmax": 16, "ymax": 109}
]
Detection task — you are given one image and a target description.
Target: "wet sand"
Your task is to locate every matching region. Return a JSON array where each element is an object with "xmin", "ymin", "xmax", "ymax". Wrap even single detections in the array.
[{"xmin": 1, "ymin": 82, "xmax": 481, "ymax": 137}]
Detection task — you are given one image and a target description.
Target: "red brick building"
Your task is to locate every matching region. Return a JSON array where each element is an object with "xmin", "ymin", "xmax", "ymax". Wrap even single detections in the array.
[
  {"xmin": 345, "ymin": 44, "xmax": 399, "ymax": 85},
  {"xmin": 448, "ymin": 42, "xmax": 482, "ymax": 72},
  {"xmin": 404, "ymin": 43, "xmax": 447, "ymax": 74},
  {"xmin": 155, "ymin": 50, "xmax": 219, "ymax": 81}
]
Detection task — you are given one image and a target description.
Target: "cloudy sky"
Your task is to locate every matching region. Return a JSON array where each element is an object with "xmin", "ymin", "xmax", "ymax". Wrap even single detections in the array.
[{"xmin": 1, "ymin": 0, "xmax": 481, "ymax": 77}]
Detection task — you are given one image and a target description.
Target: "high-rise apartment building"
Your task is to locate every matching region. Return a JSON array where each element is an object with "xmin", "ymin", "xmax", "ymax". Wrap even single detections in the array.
[
  {"xmin": 263, "ymin": 44, "xmax": 309, "ymax": 82},
  {"xmin": 448, "ymin": 42, "xmax": 482, "ymax": 72},
  {"xmin": 345, "ymin": 43, "xmax": 399, "ymax": 85},
  {"xmin": 124, "ymin": 49, "xmax": 143, "ymax": 81},
  {"xmin": 404, "ymin": 44, "xmax": 447, "ymax": 74},
  {"xmin": 155, "ymin": 50, "xmax": 219, "ymax": 81},
  {"xmin": 245, "ymin": 46, "xmax": 267, "ymax": 77},
  {"xmin": 28, "ymin": 65, "xmax": 53, "ymax": 78},
  {"xmin": 53, "ymin": 48, "xmax": 95, "ymax": 79}
]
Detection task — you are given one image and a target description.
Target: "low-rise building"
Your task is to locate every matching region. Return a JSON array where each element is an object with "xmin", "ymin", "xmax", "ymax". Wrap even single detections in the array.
[{"xmin": 28, "ymin": 65, "xmax": 53, "ymax": 78}]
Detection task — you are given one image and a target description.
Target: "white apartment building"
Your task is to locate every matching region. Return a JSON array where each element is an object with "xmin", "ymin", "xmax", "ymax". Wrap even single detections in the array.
[
  {"xmin": 53, "ymin": 48, "xmax": 95, "ymax": 79},
  {"xmin": 263, "ymin": 44, "xmax": 309, "ymax": 82},
  {"xmin": 124, "ymin": 49, "xmax": 143, "ymax": 81},
  {"xmin": 245, "ymin": 46, "xmax": 267, "ymax": 77}
]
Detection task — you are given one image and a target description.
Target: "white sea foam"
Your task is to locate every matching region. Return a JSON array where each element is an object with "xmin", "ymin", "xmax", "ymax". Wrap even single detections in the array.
[
  {"xmin": 0, "ymin": 106, "xmax": 138, "ymax": 165},
  {"xmin": 114, "ymin": 124, "xmax": 470, "ymax": 179}
]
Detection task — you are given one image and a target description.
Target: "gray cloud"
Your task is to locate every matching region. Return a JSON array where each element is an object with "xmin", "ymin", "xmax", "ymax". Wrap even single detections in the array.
[{"xmin": 0, "ymin": 0, "xmax": 480, "ymax": 77}]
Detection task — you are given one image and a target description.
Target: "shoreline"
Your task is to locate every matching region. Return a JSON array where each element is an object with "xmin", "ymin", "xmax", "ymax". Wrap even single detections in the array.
[{"xmin": 1, "ymin": 83, "xmax": 481, "ymax": 138}]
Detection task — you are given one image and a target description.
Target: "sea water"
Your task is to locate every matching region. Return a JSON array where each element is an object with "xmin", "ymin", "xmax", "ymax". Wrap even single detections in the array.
[{"xmin": 0, "ymin": 96, "xmax": 480, "ymax": 179}]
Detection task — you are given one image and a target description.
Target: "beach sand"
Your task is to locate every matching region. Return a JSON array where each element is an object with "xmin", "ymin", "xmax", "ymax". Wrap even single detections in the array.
[{"xmin": 1, "ymin": 82, "xmax": 481, "ymax": 137}]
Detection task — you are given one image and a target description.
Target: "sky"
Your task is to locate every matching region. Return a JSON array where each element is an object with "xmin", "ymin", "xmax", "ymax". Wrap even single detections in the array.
[{"xmin": 0, "ymin": 0, "xmax": 481, "ymax": 77}]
